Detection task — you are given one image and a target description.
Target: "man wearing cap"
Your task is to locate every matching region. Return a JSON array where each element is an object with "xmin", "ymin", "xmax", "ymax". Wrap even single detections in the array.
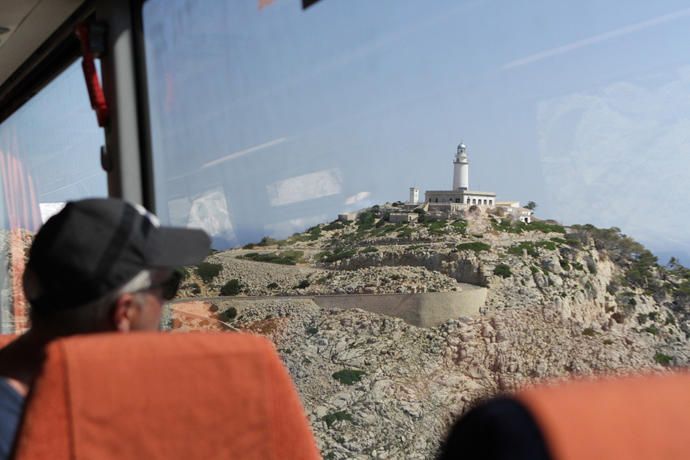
[{"xmin": 0, "ymin": 198, "xmax": 210, "ymax": 458}]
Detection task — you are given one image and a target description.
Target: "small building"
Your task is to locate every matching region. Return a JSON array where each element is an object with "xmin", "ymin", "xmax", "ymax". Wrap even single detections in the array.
[
  {"xmin": 338, "ymin": 212, "xmax": 356, "ymax": 222},
  {"xmin": 389, "ymin": 212, "xmax": 419, "ymax": 224},
  {"xmin": 425, "ymin": 190, "xmax": 496, "ymax": 206}
]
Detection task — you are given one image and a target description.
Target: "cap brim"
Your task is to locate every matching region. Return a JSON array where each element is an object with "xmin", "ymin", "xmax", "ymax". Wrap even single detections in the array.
[{"xmin": 149, "ymin": 227, "xmax": 212, "ymax": 267}]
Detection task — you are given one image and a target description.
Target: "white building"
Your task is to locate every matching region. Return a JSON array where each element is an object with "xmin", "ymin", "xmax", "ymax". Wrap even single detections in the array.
[
  {"xmin": 425, "ymin": 143, "xmax": 496, "ymax": 206},
  {"xmin": 408, "ymin": 187, "xmax": 419, "ymax": 205}
]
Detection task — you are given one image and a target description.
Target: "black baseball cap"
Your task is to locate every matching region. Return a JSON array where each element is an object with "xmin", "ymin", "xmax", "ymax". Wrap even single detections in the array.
[{"xmin": 24, "ymin": 198, "xmax": 211, "ymax": 310}]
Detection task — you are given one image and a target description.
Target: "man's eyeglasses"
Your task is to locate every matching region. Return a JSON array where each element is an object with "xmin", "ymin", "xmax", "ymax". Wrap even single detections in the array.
[{"xmin": 148, "ymin": 270, "xmax": 183, "ymax": 300}]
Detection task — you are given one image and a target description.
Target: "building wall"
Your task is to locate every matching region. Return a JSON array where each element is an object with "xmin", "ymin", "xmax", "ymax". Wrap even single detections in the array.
[
  {"xmin": 425, "ymin": 191, "xmax": 495, "ymax": 206},
  {"xmin": 311, "ymin": 289, "xmax": 486, "ymax": 328}
]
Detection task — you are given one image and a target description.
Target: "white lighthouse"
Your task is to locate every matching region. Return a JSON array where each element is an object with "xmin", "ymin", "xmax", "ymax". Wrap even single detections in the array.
[{"xmin": 452, "ymin": 143, "xmax": 469, "ymax": 191}]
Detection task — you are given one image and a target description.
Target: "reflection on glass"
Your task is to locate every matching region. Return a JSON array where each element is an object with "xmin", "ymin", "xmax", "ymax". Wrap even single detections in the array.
[
  {"xmin": 0, "ymin": 61, "xmax": 106, "ymax": 333},
  {"xmin": 143, "ymin": 0, "xmax": 690, "ymax": 262},
  {"xmin": 143, "ymin": 1, "xmax": 690, "ymax": 457}
]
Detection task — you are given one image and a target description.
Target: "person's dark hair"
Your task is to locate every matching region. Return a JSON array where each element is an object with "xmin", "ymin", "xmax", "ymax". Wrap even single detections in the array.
[
  {"xmin": 27, "ymin": 269, "xmax": 154, "ymax": 335},
  {"xmin": 437, "ymin": 397, "xmax": 551, "ymax": 460}
]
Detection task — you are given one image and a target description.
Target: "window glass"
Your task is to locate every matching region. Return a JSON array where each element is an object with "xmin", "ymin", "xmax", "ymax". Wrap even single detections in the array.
[
  {"xmin": 0, "ymin": 61, "xmax": 106, "ymax": 333},
  {"xmin": 143, "ymin": 1, "xmax": 690, "ymax": 457}
]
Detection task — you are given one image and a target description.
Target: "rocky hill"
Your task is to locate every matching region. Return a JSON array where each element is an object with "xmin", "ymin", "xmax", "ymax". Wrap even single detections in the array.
[{"xmin": 172, "ymin": 205, "xmax": 690, "ymax": 459}]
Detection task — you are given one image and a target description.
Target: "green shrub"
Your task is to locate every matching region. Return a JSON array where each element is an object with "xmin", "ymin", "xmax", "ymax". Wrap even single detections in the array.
[
  {"xmin": 257, "ymin": 236, "xmax": 277, "ymax": 246},
  {"xmin": 322, "ymin": 411, "xmax": 353, "ymax": 428},
  {"xmin": 643, "ymin": 325, "xmax": 659, "ymax": 335},
  {"xmin": 665, "ymin": 314, "xmax": 676, "ymax": 325},
  {"xmin": 220, "ymin": 279, "xmax": 242, "ymax": 296},
  {"xmin": 240, "ymin": 251, "xmax": 303, "ymax": 265},
  {"xmin": 451, "ymin": 220, "xmax": 468, "ymax": 235},
  {"xmin": 219, "ymin": 306, "xmax": 237, "ymax": 322},
  {"xmin": 295, "ymin": 279, "xmax": 310, "ymax": 289},
  {"xmin": 560, "ymin": 259, "xmax": 571, "ymax": 270},
  {"xmin": 179, "ymin": 267, "xmax": 190, "ymax": 280},
  {"xmin": 508, "ymin": 242, "xmax": 538, "ymax": 257},
  {"xmin": 318, "ymin": 247, "xmax": 357, "ymax": 263},
  {"xmin": 492, "ymin": 219, "xmax": 526, "ymax": 234},
  {"xmin": 397, "ymin": 227, "xmax": 414, "ymax": 238},
  {"xmin": 426, "ymin": 221, "xmax": 447, "ymax": 235},
  {"xmin": 332, "ymin": 369, "xmax": 366, "ymax": 385},
  {"xmin": 267, "ymin": 282, "xmax": 279, "ymax": 289},
  {"xmin": 582, "ymin": 327, "xmax": 596, "ymax": 337},
  {"xmin": 603, "ymin": 339, "xmax": 613, "ymax": 345},
  {"xmin": 654, "ymin": 352, "xmax": 672, "ymax": 366},
  {"xmin": 357, "ymin": 211, "xmax": 376, "ymax": 229},
  {"xmin": 196, "ymin": 262, "xmax": 222, "ymax": 283},
  {"xmin": 323, "ymin": 221, "xmax": 344, "ymax": 231},
  {"xmin": 305, "ymin": 326, "xmax": 318, "ymax": 335},
  {"xmin": 457, "ymin": 242, "xmax": 491, "ymax": 252},
  {"xmin": 528, "ymin": 221, "xmax": 566, "ymax": 234},
  {"xmin": 307, "ymin": 226, "xmax": 322, "ymax": 240},
  {"xmin": 361, "ymin": 246, "xmax": 379, "ymax": 253},
  {"xmin": 539, "ymin": 241, "xmax": 558, "ymax": 250},
  {"xmin": 493, "ymin": 264, "xmax": 512, "ymax": 278}
]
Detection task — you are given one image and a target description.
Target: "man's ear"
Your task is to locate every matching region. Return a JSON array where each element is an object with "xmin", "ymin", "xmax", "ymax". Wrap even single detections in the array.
[{"xmin": 112, "ymin": 293, "xmax": 139, "ymax": 332}]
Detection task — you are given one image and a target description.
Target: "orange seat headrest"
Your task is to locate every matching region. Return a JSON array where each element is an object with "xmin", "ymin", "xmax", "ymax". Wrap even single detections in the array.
[
  {"xmin": 13, "ymin": 332, "xmax": 320, "ymax": 460},
  {"xmin": 517, "ymin": 372, "xmax": 690, "ymax": 460}
]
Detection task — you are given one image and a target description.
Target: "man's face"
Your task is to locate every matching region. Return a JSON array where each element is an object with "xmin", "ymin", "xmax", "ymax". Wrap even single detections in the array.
[{"xmin": 130, "ymin": 290, "xmax": 165, "ymax": 331}]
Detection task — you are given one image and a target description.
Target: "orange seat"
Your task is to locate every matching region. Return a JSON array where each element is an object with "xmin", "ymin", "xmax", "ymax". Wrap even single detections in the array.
[
  {"xmin": 0, "ymin": 335, "xmax": 17, "ymax": 348},
  {"xmin": 13, "ymin": 332, "xmax": 321, "ymax": 460},
  {"xmin": 517, "ymin": 372, "xmax": 690, "ymax": 460}
]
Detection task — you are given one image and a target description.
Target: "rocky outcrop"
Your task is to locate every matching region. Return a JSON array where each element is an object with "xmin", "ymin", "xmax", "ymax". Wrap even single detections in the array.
[{"xmin": 174, "ymin": 210, "xmax": 690, "ymax": 459}]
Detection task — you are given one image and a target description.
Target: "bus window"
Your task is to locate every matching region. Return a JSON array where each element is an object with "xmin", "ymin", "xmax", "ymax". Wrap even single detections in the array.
[
  {"xmin": 140, "ymin": 1, "xmax": 690, "ymax": 458},
  {"xmin": 0, "ymin": 61, "xmax": 106, "ymax": 333}
]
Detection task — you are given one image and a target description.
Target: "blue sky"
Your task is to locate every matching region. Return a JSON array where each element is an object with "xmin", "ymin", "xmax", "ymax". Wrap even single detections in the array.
[{"xmin": 4, "ymin": 0, "xmax": 690, "ymax": 262}]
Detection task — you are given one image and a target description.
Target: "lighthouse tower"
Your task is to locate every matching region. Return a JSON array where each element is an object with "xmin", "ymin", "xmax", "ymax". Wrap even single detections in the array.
[{"xmin": 452, "ymin": 143, "xmax": 469, "ymax": 191}]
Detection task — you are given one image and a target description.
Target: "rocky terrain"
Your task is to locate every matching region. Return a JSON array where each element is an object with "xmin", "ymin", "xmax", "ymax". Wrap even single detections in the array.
[{"xmin": 174, "ymin": 204, "xmax": 690, "ymax": 459}]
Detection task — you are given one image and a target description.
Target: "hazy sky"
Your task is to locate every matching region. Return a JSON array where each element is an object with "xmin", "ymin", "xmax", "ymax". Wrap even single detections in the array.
[{"xmin": 4, "ymin": 0, "xmax": 690, "ymax": 262}]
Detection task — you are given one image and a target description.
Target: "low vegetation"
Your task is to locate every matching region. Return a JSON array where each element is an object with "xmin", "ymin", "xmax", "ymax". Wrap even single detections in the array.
[
  {"xmin": 322, "ymin": 410, "xmax": 353, "ymax": 428},
  {"xmin": 318, "ymin": 247, "xmax": 357, "ymax": 263},
  {"xmin": 239, "ymin": 250, "xmax": 303, "ymax": 265},
  {"xmin": 196, "ymin": 262, "xmax": 222, "ymax": 283},
  {"xmin": 220, "ymin": 279, "xmax": 242, "ymax": 296},
  {"xmin": 456, "ymin": 242, "xmax": 491, "ymax": 252},
  {"xmin": 332, "ymin": 369, "xmax": 366, "ymax": 385},
  {"xmin": 493, "ymin": 264, "xmax": 512, "ymax": 278},
  {"xmin": 654, "ymin": 352, "xmax": 673, "ymax": 366},
  {"xmin": 219, "ymin": 306, "xmax": 237, "ymax": 322}
]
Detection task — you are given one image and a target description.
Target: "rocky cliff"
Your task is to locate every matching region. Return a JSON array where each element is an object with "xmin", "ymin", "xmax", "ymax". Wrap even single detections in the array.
[{"xmin": 174, "ymin": 206, "xmax": 690, "ymax": 459}]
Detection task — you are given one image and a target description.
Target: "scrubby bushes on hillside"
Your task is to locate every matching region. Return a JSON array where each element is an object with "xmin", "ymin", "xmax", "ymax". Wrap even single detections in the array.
[
  {"xmin": 457, "ymin": 242, "xmax": 491, "ymax": 252},
  {"xmin": 196, "ymin": 262, "xmax": 222, "ymax": 283},
  {"xmin": 219, "ymin": 306, "xmax": 237, "ymax": 322},
  {"xmin": 492, "ymin": 219, "xmax": 526, "ymax": 234},
  {"xmin": 318, "ymin": 247, "xmax": 357, "ymax": 263},
  {"xmin": 528, "ymin": 220, "xmax": 566, "ymax": 234},
  {"xmin": 220, "ymin": 279, "xmax": 242, "ymax": 296},
  {"xmin": 332, "ymin": 369, "xmax": 366, "ymax": 385},
  {"xmin": 508, "ymin": 241, "xmax": 557, "ymax": 257},
  {"xmin": 357, "ymin": 211, "xmax": 376, "ymax": 230},
  {"xmin": 240, "ymin": 250, "xmax": 303, "ymax": 265},
  {"xmin": 493, "ymin": 264, "xmax": 512, "ymax": 278}
]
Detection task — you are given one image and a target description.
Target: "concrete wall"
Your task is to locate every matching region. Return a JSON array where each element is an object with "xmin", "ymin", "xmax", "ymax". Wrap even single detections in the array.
[{"xmin": 310, "ymin": 285, "xmax": 486, "ymax": 328}]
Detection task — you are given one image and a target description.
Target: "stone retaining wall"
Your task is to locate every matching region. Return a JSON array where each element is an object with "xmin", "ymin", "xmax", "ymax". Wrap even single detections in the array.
[{"xmin": 310, "ymin": 286, "xmax": 486, "ymax": 327}]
